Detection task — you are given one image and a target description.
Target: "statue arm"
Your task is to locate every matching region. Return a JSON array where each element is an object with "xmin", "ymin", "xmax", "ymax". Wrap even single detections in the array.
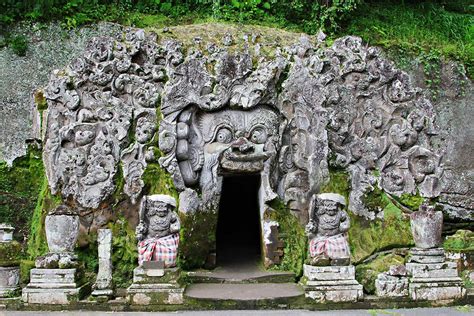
[
  {"xmin": 339, "ymin": 210, "xmax": 350, "ymax": 233},
  {"xmin": 305, "ymin": 219, "xmax": 318, "ymax": 238},
  {"xmin": 170, "ymin": 213, "xmax": 181, "ymax": 234}
]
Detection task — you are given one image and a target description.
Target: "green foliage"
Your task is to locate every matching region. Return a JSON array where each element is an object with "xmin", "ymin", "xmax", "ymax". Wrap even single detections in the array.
[
  {"xmin": 268, "ymin": 198, "xmax": 306, "ymax": 277},
  {"xmin": 19, "ymin": 260, "xmax": 35, "ymax": 285},
  {"xmin": 0, "ymin": 146, "xmax": 45, "ymax": 241},
  {"xmin": 5, "ymin": 35, "xmax": 28, "ymax": 56},
  {"xmin": 109, "ymin": 217, "xmax": 138, "ymax": 288},
  {"xmin": 342, "ymin": 1, "xmax": 474, "ymax": 77},
  {"xmin": 355, "ymin": 253, "xmax": 405, "ymax": 294},
  {"xmin": 320, "ymin": 168, "xmax": 350, "ymax": 202},
  {"xmin": 443, "ymin": 230, "xmax": 474, "ymax": 252}
]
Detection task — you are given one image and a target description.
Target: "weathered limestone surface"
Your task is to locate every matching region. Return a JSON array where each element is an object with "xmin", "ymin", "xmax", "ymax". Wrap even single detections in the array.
[
  {"xmin": 0, "ymin": 266, "xmax": 20, "ymax": 297},
  {"xmin": 302, "ymin": 264, "xmax": 363, "ymax": 303},
  {"xmin": 375, "ymin": 265, "xmax": 409, "ymax": 297},
  {"xmin": 0, "ymin": 23, "xmax": 123, "ymax": 165},
  {"xmin": 127, "ymin": 267, "xmax": 184, "ymax": 305},
  {"xmin": 22, "ymin": 268, "xmax": 87, "ymax": 304}
]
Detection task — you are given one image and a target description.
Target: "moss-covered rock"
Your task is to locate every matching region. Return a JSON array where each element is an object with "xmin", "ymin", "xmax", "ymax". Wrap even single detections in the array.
[
  {"xmin": 349, "ymin": 194, "xmax": 414, "ymax": 264},
  {"xmin": 268, "ymin": 199, "xmax": 307, "ymax": 277},
  {"xmin": 0, "ymin": 145, "xmax": 45, "ymax": 240},
  {"xmin": 355, "ymin": 253, "xmax": 406, "ymax": 294},
  {"xmin": 0, "ymin": 241, "xmax": 21, "ymax": 266},
  {"xmin": 444, "ymin": 230, "xmax": 474, "ymax": 252},
  {"xmin": 109, "ymin": 217, "xmax": 138, "ymax": 288},
  {"xmin": 19, "ymin": 259, "xmax": 35, "ymax": 285},
  {"xmin": 179, "ymin": 209, "xmax": 218, "ymax": 270}
]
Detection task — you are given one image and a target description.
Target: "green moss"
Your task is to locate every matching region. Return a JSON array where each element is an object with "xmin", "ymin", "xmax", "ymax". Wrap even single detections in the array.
[
  {"xmin": 320, "ymin": 168, "xmax": 350, "ymax": 203},
  {"xmin": 0, "ymin": 241, "xmax": 22, "ymax": 266},
  {"xmin": 268, "ymin": 198, "xmax": 306, "ymax": 277},
  {"xmin": 109, "ymin": 217, "xmax": 138, "ymax": 288},
  {"xmin": 349, "ymin": 192, "xmax": 414, "ymax": 264},
  {"xmin": 26, "ymin": 180, "xmax": 62, "ymax": 260},
  {"xmin": 444, "ymin": 230, "xmax": 474, "ymax": 252},
  {"xmin": 355, "ymin": 253, "xmax": 406, "ymax": 294},
  {"xmin": 179, "ymin": 209, "xmax": 218, "ymax": 270},
  {"xmin": 19, "ymin": 260, "xmax": 35, "ymax": 285},
  {"xmin": 0, "ymin": 145, "xmax": 45, "ymax": 239},
  {"xmin": 76, "ymin": 232, "xmax": 99, "ymax": 275},
  {"xmin": 396, "ymin": 192, "xmax": 424, "ymax": 212},
  {"xmin": 34, "ymin": 89, "xmax": 48, "ymax": 111},
  {"xmin": 142, "ymin": 160, "xmax": 178, "ymax": 200}
]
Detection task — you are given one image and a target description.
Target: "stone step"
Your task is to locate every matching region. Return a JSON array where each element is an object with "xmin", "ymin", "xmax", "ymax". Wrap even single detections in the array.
[
  {"xmin": 184, "ymin": 283, "xmax": 304, "ymax": 301},
  {"xmin": 186, "ymin": 269, "xmax": 295, "ymax": 284}
]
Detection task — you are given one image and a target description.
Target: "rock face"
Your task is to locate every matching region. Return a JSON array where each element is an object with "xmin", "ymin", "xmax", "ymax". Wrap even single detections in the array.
[{"xmin": 36, "ymin": 26, "xmax": 453, "ymax": 266}]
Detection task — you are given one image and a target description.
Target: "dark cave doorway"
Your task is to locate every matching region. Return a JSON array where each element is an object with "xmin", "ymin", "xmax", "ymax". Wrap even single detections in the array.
[{"xmin": 216, "ymin": 174, "xmax": 262, "ymax": 267}]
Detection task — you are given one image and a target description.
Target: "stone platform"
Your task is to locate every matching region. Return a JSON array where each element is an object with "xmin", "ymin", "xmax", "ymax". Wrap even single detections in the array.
[
  {"xmin": 22, "ymin": 268, "xmax": 88, "ymax": 304},
  {"xmin": 301, "ymin": 265, "xmax": 363, "ymax": 303},
  {"xmin": 127, "ymin": 267, "xmax": 184, "ymax": 305},
  {"xmin": 407, "ymin": 248, "xmax": 466, "ymax": 301}
]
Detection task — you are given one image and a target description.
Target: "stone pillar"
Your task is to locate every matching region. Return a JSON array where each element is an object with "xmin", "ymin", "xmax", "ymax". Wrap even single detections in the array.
[
  {"xmin": 91, "ymin": 229, "xmax": 114, "ymax": 299},
  {"xmin": 0, "ymin": 224, "xmax": 20, "ymax": 298},
  {"xmin": 22, "ymin": 205, "xmax": 89, "ymax": 304}
]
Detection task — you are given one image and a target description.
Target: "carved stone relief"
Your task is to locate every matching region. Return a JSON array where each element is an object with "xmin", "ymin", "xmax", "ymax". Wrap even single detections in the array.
[{"xmin": 42, "ymin": 29, "xmax": 446, "ymax": 263}]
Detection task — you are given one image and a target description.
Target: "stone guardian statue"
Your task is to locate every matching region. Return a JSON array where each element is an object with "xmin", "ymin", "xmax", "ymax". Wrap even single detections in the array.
[
  {"xmin": 136, "ymin": 195, "xmax": 180, "ymax": 268},
  {"xmin": 305, "ymin": 193, "xmax": 351, "ymax": 266}
]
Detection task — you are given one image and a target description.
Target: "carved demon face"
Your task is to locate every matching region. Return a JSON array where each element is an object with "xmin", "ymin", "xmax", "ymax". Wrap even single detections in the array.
[
  {"xmin": 174, "ymin": 106, "xmax": 280, "ymax": 187},
  {"xmin": 198, "ymin": 107, "xmax": 280, "ymax": 174}
]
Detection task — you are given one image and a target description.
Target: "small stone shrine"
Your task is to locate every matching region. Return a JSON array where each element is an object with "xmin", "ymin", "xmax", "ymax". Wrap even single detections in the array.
[
  {"xmin": 127, "ymin": 194, "xmax": 184, "ymax": 305},
  {"xmin": 22, "ymin": 205, "xmax": 87, "ymax": 304},
  {"xmin": 301, "ymin": 193, "xmax": 363, "ymax": 303},
  {"xmin": 406, "ymin": 205, "xmax": 466, "ymax": 301}
]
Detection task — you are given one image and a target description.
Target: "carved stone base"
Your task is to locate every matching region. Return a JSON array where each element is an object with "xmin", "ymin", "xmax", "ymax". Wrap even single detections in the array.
[
  {"xmin": 127, "ymin": 267, "xmax": 184, "ymax": 305},
  {"xmin": 0, "ymin": 266, "xmax": 20, "ymax": 297},
  {"xmin": 302, "ymin": 264, "xmax": 363, "ymax": 303},
  {"xmin": 375, "ymin": 274, "xmax": 409, "ymax": 297},
  {"xmin": 22, "ymin": 268, "xmax": 88, "ymax": 304},
  {"xmin": 407, "ymin": 249, "xmax": 466, "ymax": 301}
]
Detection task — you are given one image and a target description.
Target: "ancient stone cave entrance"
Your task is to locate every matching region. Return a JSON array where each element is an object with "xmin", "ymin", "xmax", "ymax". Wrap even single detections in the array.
[{"xmin": 216, "ymin": 174, "xmax": 262, "ymax": 267}]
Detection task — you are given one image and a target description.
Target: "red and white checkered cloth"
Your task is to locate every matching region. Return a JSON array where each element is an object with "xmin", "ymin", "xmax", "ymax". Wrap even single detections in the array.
[
  {"xmin": 309, "ymin": 233, "xmax": 350, "ymax": 259},
  {"xmin": 138, "ymin": 233, "xmax": 179, "ymax": 268}
]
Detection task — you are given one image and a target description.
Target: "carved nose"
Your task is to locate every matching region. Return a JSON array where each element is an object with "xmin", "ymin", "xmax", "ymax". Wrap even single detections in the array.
[{"xmin": 231, "ymin": 137, "xmax": 254, "ymax": 153}]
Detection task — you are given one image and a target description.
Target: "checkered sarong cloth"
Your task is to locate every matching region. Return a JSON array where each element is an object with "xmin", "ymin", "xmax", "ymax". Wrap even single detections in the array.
[
  {"xmin": 309, "ymin": 233, "xmax": 350, "ymax": 259},
  {"xmin": 138, "ymin": 233, "xmax": 179, "ymax": 267}
]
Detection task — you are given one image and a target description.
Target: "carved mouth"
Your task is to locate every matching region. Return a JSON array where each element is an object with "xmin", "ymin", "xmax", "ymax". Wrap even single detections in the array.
[{"xmin": 219, "ymin": 149, "xmax": 270, "ymax": 172}]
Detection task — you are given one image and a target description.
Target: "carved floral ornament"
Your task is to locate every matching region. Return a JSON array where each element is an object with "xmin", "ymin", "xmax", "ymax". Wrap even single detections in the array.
[{"xmin": 42, "ymin": 29, "xmax": 444, "ymax": 221}]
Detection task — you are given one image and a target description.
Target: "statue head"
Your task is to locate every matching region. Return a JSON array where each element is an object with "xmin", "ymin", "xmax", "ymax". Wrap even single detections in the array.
[
  {"xmin": 315, "ymin": 193, "xmax": 346, "ymax": 216},
  {"xmin": 142, "ymin": 194, "xmax": 177, "ymax": 218}
]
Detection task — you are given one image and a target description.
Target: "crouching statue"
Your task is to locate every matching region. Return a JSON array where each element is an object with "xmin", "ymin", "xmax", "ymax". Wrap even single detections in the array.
[
  {"xmin": 305, "ymin": 193, "xmax": 351, "ymax": 266},
  {"xmin": 136, "ymin": 194, "xmax": 180, "ymax": 268}
]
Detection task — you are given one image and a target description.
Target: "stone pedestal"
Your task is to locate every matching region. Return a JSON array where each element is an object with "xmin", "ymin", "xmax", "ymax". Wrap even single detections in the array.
[
  {"xmin": 302, "ymin": 264, "xmax": 363, "ymax": 303},
  {"xmin": 127, "ymin": 267, "xmax": 184, "ymax": 305},
  {"xmin": 0, "ymin": 266, "xmax": 20, "ymax": 297},
  {"xmin": 22, "ymin": 268, "xmax": 88, "ymax": 304},
  {"xmin": 375, "ymin": 274, "xmax": 408, "ymax": 297},
  {"xmin": 407, "ymin": 248, "xmax": 466, "ymax": 301}
]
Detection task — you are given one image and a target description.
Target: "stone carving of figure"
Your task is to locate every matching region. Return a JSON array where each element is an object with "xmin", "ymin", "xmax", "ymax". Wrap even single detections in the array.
[
  {"xmin": 305, "ymin": 193, "xmax": 351, "ymax": 266},
  {"xmin": 136, "ymin": 195, "xmax": 180, "ymax": 267}
]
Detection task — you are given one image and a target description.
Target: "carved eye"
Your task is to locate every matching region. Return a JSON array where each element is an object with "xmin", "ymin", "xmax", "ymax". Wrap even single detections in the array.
[
  {"xmin": 250, "ymin": 127, "xmax": 267, "ymax": 144},
  {"xmin": 215, "ymin": 127, "xmax": 233, "ymax": 143}
]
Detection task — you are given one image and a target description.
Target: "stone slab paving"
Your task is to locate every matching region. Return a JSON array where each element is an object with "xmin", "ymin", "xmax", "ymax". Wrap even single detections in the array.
[
  {"xmin": 185, "ymin": 283, "xmax": 304, "ymax": 300},
  {"xmin": 1, "ymin": 306, "xmax": 473, "ymax": 315}
]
